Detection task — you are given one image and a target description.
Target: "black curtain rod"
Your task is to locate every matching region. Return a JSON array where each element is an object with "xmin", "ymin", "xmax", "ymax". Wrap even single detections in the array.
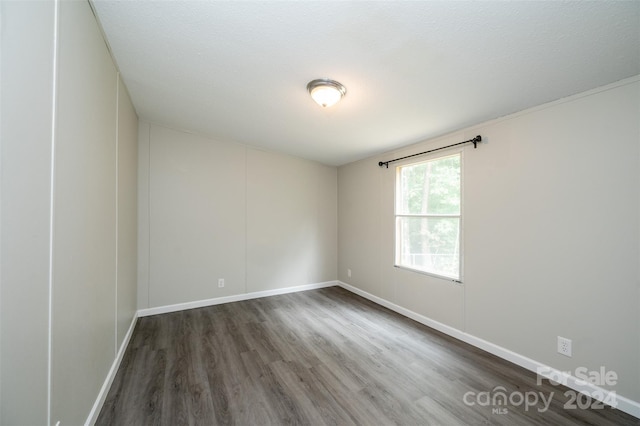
[{"xmin": 378, "ymin": 135, "xmax": 482, "ymax": 168}]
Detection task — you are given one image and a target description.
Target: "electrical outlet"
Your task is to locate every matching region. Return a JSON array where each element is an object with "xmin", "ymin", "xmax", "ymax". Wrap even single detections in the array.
[
  {"xmin": 557, "ymin": 336, "xmax": 572, "ymax": 357},
  {"xmin": 347, "ymin": 269, "xmax": 352, "ymax": 278},
  {"xmin": 218, "ymin": 278, "xmax": 225, "ymax": 288}
]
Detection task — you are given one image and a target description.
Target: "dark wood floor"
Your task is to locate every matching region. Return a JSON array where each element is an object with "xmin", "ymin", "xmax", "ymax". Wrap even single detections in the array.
[{"xmin": 97, "ymin": 286, "xmax": 638, "ymax": 425}]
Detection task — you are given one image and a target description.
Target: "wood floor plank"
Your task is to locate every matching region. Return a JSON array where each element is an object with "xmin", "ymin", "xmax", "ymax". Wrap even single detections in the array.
[
  {"xmin": 276, "ymin": 360, "xmax": 359, "ymax": 426},
  {"xmin": 308, "ymin": 363, "xmax": 389, "ymax": 425},
  {"xmin": 97, "ymin": 287, "xmax": 639, "ymax": 425}
]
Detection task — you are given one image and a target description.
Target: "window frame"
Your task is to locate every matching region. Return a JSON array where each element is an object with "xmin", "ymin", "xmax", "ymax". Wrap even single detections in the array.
[{"xmin": 394, "ymin": 149, "xmax": 464, "ymax": 283}]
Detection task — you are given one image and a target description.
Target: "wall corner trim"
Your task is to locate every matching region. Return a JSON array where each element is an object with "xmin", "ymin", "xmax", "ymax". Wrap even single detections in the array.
[{"xmin": 337, "ymin": 281, "xmax": 640, "ymax": 419}]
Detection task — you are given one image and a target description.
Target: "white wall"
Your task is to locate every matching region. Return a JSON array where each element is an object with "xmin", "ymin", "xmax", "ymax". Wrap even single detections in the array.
[
  {"xmin": 138, "ymin": 123, "xmax": 337, "ymax": 309},
  {"xmin": 0, "ymin": 1, "xmax": 138, "ymax": 424},
  {"xmin": 338, "ymin": 78, "xmax": 640, "ymax": 403},
  {"xmin": 51, "ymin": 2, "xmax": 118, "ymax": 420},
  {"xmin": 246, "ymin": 148, "xmax": 337, "ymax": 293},
  {"xmin": 0, "ymin": 1, "xmax": 56, "ymax": 423}
]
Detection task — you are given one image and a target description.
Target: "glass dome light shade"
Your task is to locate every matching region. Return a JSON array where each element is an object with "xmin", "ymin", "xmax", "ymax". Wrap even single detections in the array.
[{"xmin": 307, "ymin": 79, "xmax": 346, "ymax": 108}]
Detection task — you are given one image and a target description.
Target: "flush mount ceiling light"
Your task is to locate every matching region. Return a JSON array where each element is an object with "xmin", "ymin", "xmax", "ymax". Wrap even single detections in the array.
[{"xmin": 307, "ymin": 79, "xmax": 346, "ymax": 108}]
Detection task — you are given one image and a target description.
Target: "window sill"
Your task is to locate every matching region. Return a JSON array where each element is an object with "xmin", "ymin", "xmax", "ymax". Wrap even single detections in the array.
[{"xmin": 394, "ymin": 265, "xmax": 463, "ymax": 284}]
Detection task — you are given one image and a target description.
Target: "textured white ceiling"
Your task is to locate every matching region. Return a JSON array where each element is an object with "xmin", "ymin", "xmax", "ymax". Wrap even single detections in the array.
[{"xmin": 92, "ymin": 1, "xmax": 640, "ymax": 166}]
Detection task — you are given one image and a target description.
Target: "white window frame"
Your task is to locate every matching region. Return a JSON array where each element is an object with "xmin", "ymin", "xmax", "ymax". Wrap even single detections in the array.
[{"xmin": 394, "ymin": 149, "xmax": 464, "ymax": 283}]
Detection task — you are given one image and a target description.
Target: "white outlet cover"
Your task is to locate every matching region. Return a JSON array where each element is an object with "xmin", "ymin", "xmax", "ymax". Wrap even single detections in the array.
[{"xmin": 557, "ymin": 336, "xmax": 572, "ymax": 357}]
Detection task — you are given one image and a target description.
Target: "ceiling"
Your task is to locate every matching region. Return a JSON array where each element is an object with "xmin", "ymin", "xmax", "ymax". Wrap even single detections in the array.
[{"xmin": 92, "ymin": 1, "xmax": 640, "ymax": 166}]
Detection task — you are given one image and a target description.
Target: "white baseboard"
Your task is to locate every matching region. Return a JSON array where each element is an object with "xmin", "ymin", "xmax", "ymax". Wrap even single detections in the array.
[
  {"xmin": 137, "ymin": 280, "xmax": 338, "ymax": 317},
  {"xmin": 85, "ymin": 312, "xmax": 139, "ymax": 426},
  {"xmin": 337, "ymin": 281, "xmax": 640, "ymax": 419}
]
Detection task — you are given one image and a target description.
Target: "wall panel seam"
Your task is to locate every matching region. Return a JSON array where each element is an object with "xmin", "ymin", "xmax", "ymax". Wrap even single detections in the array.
[
  {"xmin": 147, "ymin": 124, "xmax": 151, "ymax": 308},
  {"xmin": 114, "ymin": 72, "xmax": 119, "ymax": 357},
  {"xmin": 47, "ymin": 1, "xmax": 60, "ymax": 424}
]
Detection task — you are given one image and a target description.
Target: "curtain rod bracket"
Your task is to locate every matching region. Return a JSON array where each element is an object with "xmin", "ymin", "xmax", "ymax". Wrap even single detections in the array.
[
  {"xmin": 378, "ymin": 135, "xmax": 482, "ymax": 168},
  {"xmin": 472, "ymin": 135, "xmax": 481, "ymax": 148}
]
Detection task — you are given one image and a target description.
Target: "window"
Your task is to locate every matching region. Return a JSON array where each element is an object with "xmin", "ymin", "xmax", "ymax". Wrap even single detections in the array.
[{"xmin": 395, "ymin": 152, "xmax": 462, "ymax": 280}]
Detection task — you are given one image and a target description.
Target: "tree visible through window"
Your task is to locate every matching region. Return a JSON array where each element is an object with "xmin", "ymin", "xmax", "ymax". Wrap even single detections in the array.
[{"xmin": 395, "ymin": 152, "xmax": 461, "ymax": 280}]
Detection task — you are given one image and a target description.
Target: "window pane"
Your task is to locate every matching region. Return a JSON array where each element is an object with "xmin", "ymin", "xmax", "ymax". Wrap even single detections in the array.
[
  {"xmin": 398, "ymin": 155, "xmax": 460, "ymax": 215},
  {"xmin": 397, "ymin": 216, "xmax": 460, "ymax": 278}
]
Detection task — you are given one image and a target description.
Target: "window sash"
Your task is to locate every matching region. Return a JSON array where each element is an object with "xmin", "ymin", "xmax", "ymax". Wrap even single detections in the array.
[{"xmin": 395, "ymin": 151, "xmax": 462, "ymax": 281}]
